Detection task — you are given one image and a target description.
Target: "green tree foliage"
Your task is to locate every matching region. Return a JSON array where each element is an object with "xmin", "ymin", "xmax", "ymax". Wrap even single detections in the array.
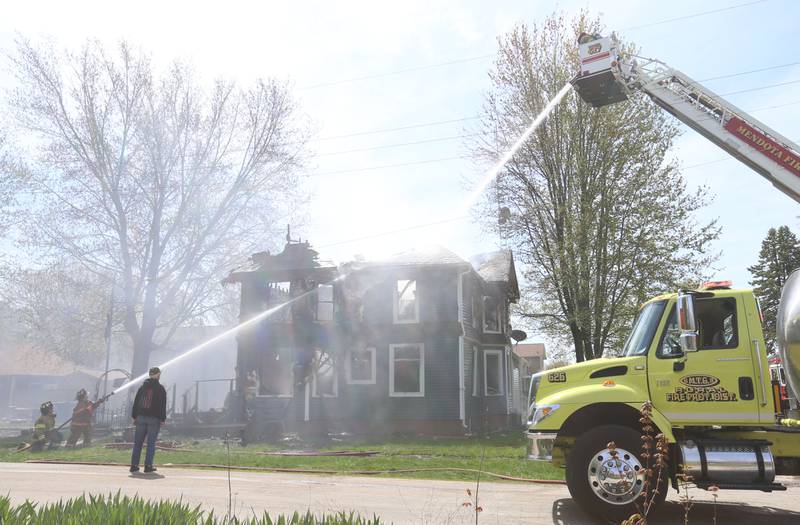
[
  {"xmin": 748, "ymin": 226, "xmax": 800, "ymax": 353},
  {"xmin": 473, "ymin": 13, "xmax": 719, "ymax": 361}
]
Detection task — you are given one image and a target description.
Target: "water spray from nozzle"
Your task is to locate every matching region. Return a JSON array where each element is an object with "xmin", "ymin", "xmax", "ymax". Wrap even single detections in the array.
[
  {"xmin": 459, "ymin": 82, "xmax": 573, "ymax": 215},
  {"xmin": 110, "ymin": 273, "xmax": 349, "ymax": 396}
]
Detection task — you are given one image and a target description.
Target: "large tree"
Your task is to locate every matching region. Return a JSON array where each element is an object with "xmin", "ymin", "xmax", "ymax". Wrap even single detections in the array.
[
  {"xmin": 474, "ymin": 13, "xmax": 719, "ymax": 361},
  {"xmin": 4, "ymin": 263, "xmax": 117, "ymax": 366},
  {"xmin": 748, "ymin": 226, "xmax": 800, "ymax": 353},
  {"xmin": 8, "ymin": 39, "xmax": 309, "ymax": 377}
]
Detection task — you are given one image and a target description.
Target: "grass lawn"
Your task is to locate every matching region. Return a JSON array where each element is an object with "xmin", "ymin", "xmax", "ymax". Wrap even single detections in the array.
[{"xmin": 0, "ymin": 432, "xmax": 564, "ymax": 483}]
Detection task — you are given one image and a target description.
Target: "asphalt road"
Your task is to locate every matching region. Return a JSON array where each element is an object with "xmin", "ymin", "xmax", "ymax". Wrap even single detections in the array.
[{"xmin": 2, "ymin": 462, "xmax": 800, "ymax": 524}]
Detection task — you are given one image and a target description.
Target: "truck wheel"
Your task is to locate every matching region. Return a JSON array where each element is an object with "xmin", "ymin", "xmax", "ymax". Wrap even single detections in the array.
[{"xmin": 566, "ymin": 424, "xmax": 667, "ymax": 522}]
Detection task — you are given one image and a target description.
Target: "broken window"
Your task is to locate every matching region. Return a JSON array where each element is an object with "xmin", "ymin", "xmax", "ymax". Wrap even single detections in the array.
[
  {"xmin": 316, "ymin": 284, "xmax": 334, "ymax": 322},
  {"xmin": 312, "ymin": 356, "xmax": 337, "ymax": 397},
  {"xmin": 390, "ymin": 343, "xmax": 424, "ymax": 396},
  {"xmin": 258, "ymin": 347, "xmax": 293, "ymax": 396},
  {"xmin": 484, "ymin": 349, "xmax": 503, "ymax": 396},
  {"xmin": 347, "ymin": 347, "xmax": 376, "ymax": 384},
  {"xmin": 483, "ymin": 295, "xmax": 501, "ymax": 333},
  {"xmin": 267, "ymin": 282, "xmax": 292, "ymax": 322},
  {"xmin": 394, "ymin": 279, "xmax": 418, "ymax": 323}
]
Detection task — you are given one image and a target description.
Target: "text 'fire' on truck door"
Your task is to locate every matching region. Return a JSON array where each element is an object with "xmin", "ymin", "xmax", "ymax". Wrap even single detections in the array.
[{"xmin": 646, "ymin": 294, "xmax": 766, "ymax": 425}]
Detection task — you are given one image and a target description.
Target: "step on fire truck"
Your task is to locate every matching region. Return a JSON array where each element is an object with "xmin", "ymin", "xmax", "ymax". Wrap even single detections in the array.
[{"xmin": 525, "ymin": 33, "xmax": 800, "ymax": 522}]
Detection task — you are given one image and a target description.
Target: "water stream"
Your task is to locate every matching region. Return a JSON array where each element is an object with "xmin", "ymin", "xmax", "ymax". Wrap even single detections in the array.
[{"xmin": 110, "ymin": 83, "xmax": 573, "ymax": 397}]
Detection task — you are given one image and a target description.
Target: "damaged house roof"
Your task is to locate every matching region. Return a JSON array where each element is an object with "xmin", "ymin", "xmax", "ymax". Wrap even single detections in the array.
[{"xmin": 470, "ymin": 249, "xmax": 520, "ymax": 301}]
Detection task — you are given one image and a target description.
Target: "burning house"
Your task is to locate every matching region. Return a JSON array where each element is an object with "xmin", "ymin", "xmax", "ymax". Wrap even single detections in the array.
[{"xmin": 224, "ymin": 237, "xmax": 524, "ymax": 437}]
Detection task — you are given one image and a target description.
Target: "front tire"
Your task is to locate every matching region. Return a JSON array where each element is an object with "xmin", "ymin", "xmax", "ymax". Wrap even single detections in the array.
[{"xmin": 566, "ymin": 424, "xmax": 667, "ymax": 522}]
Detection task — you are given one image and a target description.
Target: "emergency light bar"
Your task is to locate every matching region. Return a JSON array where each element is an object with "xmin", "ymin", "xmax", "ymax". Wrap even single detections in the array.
[{"xmin": 700, "ymin": 280, "xmax": 733, "ymax": 290}]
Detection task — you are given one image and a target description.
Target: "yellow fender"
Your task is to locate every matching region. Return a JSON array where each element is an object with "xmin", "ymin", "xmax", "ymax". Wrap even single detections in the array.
[{"xmin": 626, "ymin": 402, "xmax": 676, "ymax": 443}]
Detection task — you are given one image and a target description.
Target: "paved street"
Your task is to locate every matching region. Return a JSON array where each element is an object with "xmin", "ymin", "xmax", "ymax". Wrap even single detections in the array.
[{"xmin": 2, "ymin": 462, "xmax": 800, "ymax": 524}]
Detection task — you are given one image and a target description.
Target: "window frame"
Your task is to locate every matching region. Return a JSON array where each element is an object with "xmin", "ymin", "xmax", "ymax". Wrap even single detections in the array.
[
  {"xmin": 656, "ymin": 298, "xmax": 739, "ymax": 358},
  {"xmin": 389, "ymin": 343, "xmax": 425, "ymax": 397},
  {"xmin": 312, "ymin": 358, "xmax": 338, "ymax": 398},
  {"xmin": 393, "ymin": 279, "xmax": 420, "ymax": 324},
  {"xmin": 483, "ymin": 295, "xmax": 502, "ymax": 334},
  {"xmin": 484, "ymin": 349, "xmax": 504, "ymax": 396},
  {"xmin": 471, "ymin": 345, "xmax": 480, "ymax": 397},
  {"xmin": 346, "ymin": 346, "xmax": 377, "ymax": 385},
  {"xmin": 316, "ymin": 284, "xmax": 335, "ymax": 322}
]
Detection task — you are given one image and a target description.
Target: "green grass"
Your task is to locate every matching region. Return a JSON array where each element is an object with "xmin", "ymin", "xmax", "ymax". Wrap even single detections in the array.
[
  {"xmin": 0, "ymin": 433, "xmax": 564, "ymax": 482},
  {"xmin": 0, "ymin": 493, "xmax": 383, "ymax": 524}
]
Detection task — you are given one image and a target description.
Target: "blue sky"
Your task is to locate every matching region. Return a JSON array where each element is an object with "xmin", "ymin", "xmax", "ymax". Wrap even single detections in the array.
[{"xmin": 1, "ymin": 0, "xmax": 798, "ymax": 352}]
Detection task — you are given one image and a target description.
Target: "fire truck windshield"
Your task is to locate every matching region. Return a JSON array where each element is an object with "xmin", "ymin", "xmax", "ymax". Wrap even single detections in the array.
[{"xmin": 621, "ymin": 300, "xmax": 667, "ymax": 357}]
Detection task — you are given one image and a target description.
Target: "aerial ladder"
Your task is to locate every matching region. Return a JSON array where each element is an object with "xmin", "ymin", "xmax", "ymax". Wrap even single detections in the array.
[{"xmin": 571, "ymin": 33, "xmax": 800, "ymax": 203}]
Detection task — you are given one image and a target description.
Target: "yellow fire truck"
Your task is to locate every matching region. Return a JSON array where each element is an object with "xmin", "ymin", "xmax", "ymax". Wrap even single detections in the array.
[{"xmin": 525, "ymin": 33, "xmax": 800, "ymax": 521}]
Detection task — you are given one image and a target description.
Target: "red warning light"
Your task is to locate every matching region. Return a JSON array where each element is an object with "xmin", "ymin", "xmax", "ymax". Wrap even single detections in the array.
[{"xmin": 700, "ymin": 280, "xmax": 733, "ymax": 290}]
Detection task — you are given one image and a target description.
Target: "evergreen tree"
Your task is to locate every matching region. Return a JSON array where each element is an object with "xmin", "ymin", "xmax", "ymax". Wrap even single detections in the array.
[{"xmin": 748, "ymin": 226, "xmax": 800, "ymax": 353}]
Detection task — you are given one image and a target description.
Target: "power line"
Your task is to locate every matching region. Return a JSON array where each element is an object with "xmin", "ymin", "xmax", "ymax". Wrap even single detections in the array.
[
  {"xmin": 310, "ymin": 155, "xmax": 469, "ymax": 177},
  {"xmin": 300, "ymin": 54, "xmax": 493, "ymax": 91},
  {"xmin": 699, "ymin": 61, "xmax": 800, "ymax": 82},
  {"xmin": 719, "ymin": 78, "xmax": 800, "ymax": 97},
  {"xmin": 307, "ymin": 66, "xmax": 799, "ymax": 147},
  {"xmin": 315, "ymin": 116, "xmax": 480, "ymax": 142},
  {"xmin": 622, "ymin": 0, "xmax": 769, "ymax": 31},
  {"xmin": 294, "ymin": 1, "xmax": 769, "ymax": 92},
  {"xmin": 317, "ymin": 132, "xmax": 484, "ymax": 157}
]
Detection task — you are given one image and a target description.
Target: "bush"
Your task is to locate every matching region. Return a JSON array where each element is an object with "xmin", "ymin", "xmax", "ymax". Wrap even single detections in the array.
[{"xmin": 0, "ymin": 493, "xmax": 383, "ymax": 524}]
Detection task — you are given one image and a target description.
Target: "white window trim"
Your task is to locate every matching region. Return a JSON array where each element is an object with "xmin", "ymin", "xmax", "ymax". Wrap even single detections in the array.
[
  {"xmin": 471, "ymin": 346, "xmax": 479, "ymax": 397},
  {"xmin": 393, "ymin": 280, "xmax": 419, "ymax": 324},
  {"xmin": 316, "ymin": 284, "xmax": 335, "ymax": 322},
  {"xmin": 312, "ymin": 363, "xmax": 338, "ymax": 398},
  {"xmin": 389, "ymin": 343, "xmax": 425, "ymax": 397},
  {"xmin": 483, "ymin": 296, "xmax": 502, "ymax": 334},
  {"xmin": 484, "ymin": 349, "xmax": 504, "ymax": 396},
  {"xmin": 346, "ymin": 347, "xmax": 377, "ymax": 385}
]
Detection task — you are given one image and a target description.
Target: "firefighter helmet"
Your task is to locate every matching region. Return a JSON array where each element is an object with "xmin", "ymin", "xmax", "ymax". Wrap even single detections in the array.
[
  {"xmin": 76, "ymin": 388, "xmax": 88, "ymax": 400},
  {"xmin": 40, "ymin": 401, "xmax": 54, "ymax": 415}
]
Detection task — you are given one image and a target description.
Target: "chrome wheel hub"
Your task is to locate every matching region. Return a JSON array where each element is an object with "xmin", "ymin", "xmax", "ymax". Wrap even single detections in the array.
[{"xmin": 587, "ymin": 446, "xmax": 645, "ymax": 505}]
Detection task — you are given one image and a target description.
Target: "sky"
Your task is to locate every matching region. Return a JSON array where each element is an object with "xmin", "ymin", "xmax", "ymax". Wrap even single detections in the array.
[{"xmin": 1, "ymin": 0, "xmax": 798, "ymax": 354}]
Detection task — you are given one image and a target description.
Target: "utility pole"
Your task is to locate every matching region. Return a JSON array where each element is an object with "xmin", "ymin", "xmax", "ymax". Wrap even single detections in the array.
[{"xmin": 102, "ymin": 281, "xmax": 115, "ymax": 402}]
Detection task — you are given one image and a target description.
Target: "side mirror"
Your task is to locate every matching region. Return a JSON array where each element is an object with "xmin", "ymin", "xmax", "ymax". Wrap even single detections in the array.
[{"xmin": 677, "ymin": 293, "xmax": 699, "ymax": 353}]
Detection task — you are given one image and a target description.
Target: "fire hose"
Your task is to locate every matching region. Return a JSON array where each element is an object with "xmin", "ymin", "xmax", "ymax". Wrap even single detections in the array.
[
  {"xmin": 24, "ymin": 459, "xmax": 566, "ymax": 484},
  {"xmin": 16, "ymin": 393, "xmax": 115, "ymax": 453}
]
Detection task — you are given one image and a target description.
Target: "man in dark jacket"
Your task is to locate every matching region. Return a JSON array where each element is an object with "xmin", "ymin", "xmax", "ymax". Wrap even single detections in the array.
[{"xmin": 130, "ymin": 367, "xmax": 167, "ymax": 473}]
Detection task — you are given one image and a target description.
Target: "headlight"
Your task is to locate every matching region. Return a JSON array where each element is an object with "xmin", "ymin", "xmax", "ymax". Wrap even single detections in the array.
[{"xmin": 528, "ymin": 404, "xmax": 560, "ymax": 427}]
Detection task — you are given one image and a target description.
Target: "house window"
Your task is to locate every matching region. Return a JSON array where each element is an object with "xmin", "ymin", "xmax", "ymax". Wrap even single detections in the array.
[
  {"xmin": 394, "ymin": 280, "xmax": 419, "ymax": 323},
  {"xmin": 472, "ymin": 293, "xmax": 481, "ymax": 328},
  {"xmin": 390, "ymin": 343, "xmax": 424, "ymax": 397},
  {"xmin": 258, "ymin": 347, "xmax": 293, "ymax": 396},
  {"xmin": 347, "ymin": 347, "xmax": 376, "ymax": 384},
  {"xmin": 313, "ymin": 357, "xmax": 338, "ymax": 397},
  {"xmin": 316, "ymin": 284, "xmax": 334, "ymax": 322},
  {"xmin": 483, "ymin": 296, "xmax": 501, "ymax": 333},
  {"xmin": 472, "ymin": 346, "xmax": 479, "ymax": 396},
  {"xmin": 484, "ymin": 349, "xmax": 504, "ymax": 396},
  {"xmin": 267, "ymin": 282, "xmax": 292, "ymax": 322}
]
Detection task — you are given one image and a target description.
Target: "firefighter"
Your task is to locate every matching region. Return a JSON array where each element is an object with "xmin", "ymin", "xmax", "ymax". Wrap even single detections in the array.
[
  {"xmin": 66, "ymin": 388, "xmax": 95, "ymax": 447},
  {"xmin": 29, "ymin": 401, "xmax": 61, "ymax": 451}
]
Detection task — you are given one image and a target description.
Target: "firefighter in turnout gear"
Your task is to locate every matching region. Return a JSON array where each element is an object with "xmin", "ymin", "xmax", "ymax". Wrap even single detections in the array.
[
  {"xmin": 29, "ymin": 401, "xmax": 61, "ymax": 451},
  {"xmin": 66, "ymin": 389, "xmax": 95, "ymax": 447}
]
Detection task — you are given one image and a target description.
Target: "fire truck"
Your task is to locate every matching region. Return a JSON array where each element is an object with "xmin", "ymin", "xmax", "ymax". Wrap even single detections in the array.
[{"xmin": 525, "ymin": 33, "xmax": 800, "ymax": 521}]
